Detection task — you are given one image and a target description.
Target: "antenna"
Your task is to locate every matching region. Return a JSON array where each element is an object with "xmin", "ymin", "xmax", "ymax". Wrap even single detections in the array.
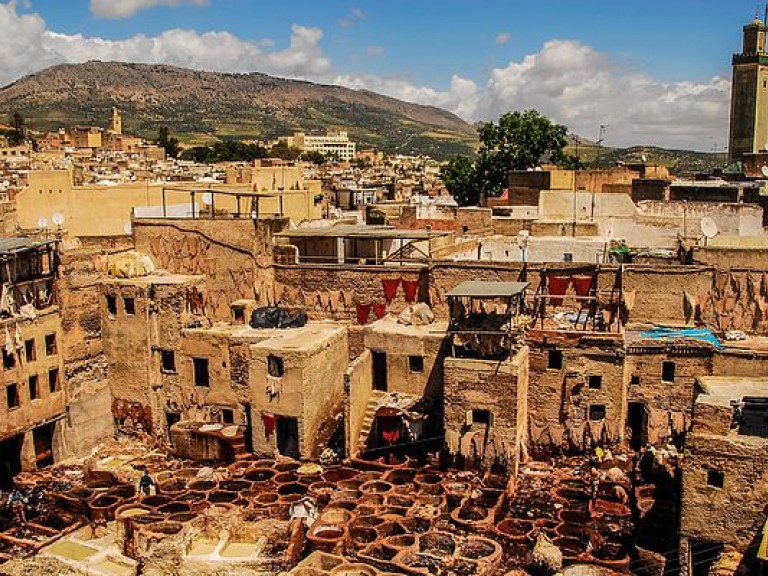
[{"xmin": 700, "ymin": 216, "xmax": 719, "ymax": 239}]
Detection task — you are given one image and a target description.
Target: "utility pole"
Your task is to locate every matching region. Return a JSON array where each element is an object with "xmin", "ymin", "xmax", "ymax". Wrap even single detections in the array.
[{"xmin": 595, "ymin": 124, "xmax": 608, "ymax": 170}]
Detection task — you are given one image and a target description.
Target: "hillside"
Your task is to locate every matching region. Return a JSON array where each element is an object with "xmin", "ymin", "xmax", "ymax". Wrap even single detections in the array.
[
  {"xmin": 0, "ymin": 61, "xmax": 478, "ymax": 159},
  {"xmin": 567, "ymin": 144, "xmax": 728, "ymax": 177}
]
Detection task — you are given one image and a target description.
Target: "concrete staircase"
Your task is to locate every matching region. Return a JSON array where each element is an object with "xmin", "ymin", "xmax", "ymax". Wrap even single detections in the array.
[
  {"xmin": 355, "ymin": 391, "xmax": 388, "ymax": 456},
  {"xmin": 355, "ymin": 391, "xmax": 421, "ymax": 456}
]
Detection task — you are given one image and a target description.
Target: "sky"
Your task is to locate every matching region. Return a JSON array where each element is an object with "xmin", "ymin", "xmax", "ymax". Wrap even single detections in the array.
[{"xmin": 0, "ymin": 0, "xmax": 762, "ymax": 150}]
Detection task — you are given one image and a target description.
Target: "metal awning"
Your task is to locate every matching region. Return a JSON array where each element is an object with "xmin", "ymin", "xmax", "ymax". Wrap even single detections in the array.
[{"xmin": 446, "ymin": 281, "xmax": 529, "ymax": 299}]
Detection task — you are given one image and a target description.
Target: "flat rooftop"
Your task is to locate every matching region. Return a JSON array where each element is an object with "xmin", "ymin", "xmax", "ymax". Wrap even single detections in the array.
[
  {"xmin": 185, "ymin": 321, "xmax": 347, "ymax": 350},
  {"xmin": 364, "ymin": 317, "xmax": 449, "ymax": 338},
  {"xmin": 103, "ymin": 273, "xmax": 205, "ymax": 286},
  {"xmin": 696, "ymin": 376, "xmax": 768, "ymax": 409},
  {"xmin": 446, "ymin": 281, "xmax": 529, "ymax": 298},
  {"xmin": 0, "ymin": 237, "xmax": 55, "ymax": 257}
]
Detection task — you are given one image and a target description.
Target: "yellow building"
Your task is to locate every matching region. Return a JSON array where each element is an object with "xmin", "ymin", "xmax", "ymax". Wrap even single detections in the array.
[{"xmin": 729, "ymin": 17, "xmax": 768, "ymax": 162}]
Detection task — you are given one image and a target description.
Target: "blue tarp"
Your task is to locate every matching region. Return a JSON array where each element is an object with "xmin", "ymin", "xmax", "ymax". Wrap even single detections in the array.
[{"xmin": 637, "ymin": 326, "xmax": 722, "ymax": 349}]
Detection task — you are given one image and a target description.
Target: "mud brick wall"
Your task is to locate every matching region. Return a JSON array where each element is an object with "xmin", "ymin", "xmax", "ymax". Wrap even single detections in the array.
[
  {"xmin": 273, "ymin": 264, "xmax": 429, "ymax": 322},
  {"xmin": 443, "ymin": 347, "xmax": 528, "ymax": 472},
  {"xmin": 526, "ymin": 332, "xmax": 625, "ymax": 448},
  {"xmin": 625, "ymin": 344, "xmax": 714, "ymax": 444},
  {"xmin": 682, "ymin": 434, "xmax": 768, "ymax": 550},
  {"xmin": 622, "ymin": 266, "xmax": 715, "ymax": 326},
  {"xmin": 134, "ymin": 218, "xmax": 288, "ymax": 320},
  {"xmin": 58, "ymin": 245, "xmax": 127, "ymax": 455}
]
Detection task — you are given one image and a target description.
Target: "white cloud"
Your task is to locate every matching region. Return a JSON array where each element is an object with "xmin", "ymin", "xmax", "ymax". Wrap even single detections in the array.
[
  {"xmin": 339, "ymin": 6, "xmax": 364, "ymax": 27},
  {"xmin": 495, "ymin": 32, "xmax": 511, "ymax": 45},
  {"xmin": 90, "ymin": 0, "xmax": 207, "ymax": 19},
  {"xmin": 481, "ymin": 40, "xmax": 730, "ymax": 149}
]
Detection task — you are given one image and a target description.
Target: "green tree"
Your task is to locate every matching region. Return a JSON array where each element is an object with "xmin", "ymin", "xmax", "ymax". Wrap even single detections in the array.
[
  {"xmin": 270, "ymin": 141, "xmax": 302, "ymax": 161},
  {"xmin": 157, "ymin": 126, "xmax": 180, "ymax": 158},
  {"xmin": 475, "ymin": 109, "xmax": 568, "ymax": 198},
  {"xmin": 441, "ymin": 155, "xmax": 478, "ymax": 206},
  {"xmin": 301, "ymin": 150, "xmax": 327, "ymax": 165}
]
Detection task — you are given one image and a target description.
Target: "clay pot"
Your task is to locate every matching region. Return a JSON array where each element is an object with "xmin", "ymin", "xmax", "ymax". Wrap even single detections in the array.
[
  {"xmin": 418, "ymin": 532, "xmax": 456, "ymax": 556},
  {"xmin": 460, "ymin": 537, "xmax": 501, "ymax": 562},
  {"xmin": 244, "ymin": 467, "xmax": 276, "ymax": 483},
  {"xmin": 187, "ymin": 479, "xmax": 217, "ymax": 492},
  {"xmin": 496, "ymin": 518, "xmax": 533, "ymax": 542},
  {"xmin": 322, "ymin": 467, "xmax": 359, "ymax": 483}
]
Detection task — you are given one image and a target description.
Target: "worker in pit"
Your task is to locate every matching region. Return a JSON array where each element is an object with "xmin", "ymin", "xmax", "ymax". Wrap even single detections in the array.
[
  {"xmin": 138, "ymin": 470, "xmax": 156, "ymax": 496},
  {"xmin": 7, "ymin": 488, "xmax": 26, "ymax": 525}
]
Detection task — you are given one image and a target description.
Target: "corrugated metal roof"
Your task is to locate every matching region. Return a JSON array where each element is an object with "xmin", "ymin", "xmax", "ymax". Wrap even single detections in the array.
[{"xmin": 446, "ymin": 281, "xmax": 529, "ymax": 298}]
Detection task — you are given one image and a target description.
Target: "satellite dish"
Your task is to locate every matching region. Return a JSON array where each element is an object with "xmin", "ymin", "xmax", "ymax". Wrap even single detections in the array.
[
  {"xmin": 52, "ymin": 212, "xmax": 64, "ymax": 226},
  {"xmin": 700, "ymin": 216, "xmax": 719, "ymax": 239},
  {"xmin": 761, "ymin": 165, "xmax": 768, "ymax": 178},
  {"xmin": 37, "ymin": 217, "xmax": 48, "ymax": 229},
  {"xmin": 201, "ymin": 192, "xmax": 213, "ymax": 206},
  {"xmin": 123, "ymin": 222, "xmax": 132, "ymax": 235}
]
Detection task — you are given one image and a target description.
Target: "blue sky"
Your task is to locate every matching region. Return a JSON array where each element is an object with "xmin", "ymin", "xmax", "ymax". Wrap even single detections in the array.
[{"xmin": 0, "ymin": 0, "xmax": 763, "ymax": 149}]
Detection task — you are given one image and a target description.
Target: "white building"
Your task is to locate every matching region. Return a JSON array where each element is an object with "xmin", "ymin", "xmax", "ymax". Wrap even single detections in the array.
[{"xmin": 286, "ymin": 131, "xmax": 357, "ymax": 161}]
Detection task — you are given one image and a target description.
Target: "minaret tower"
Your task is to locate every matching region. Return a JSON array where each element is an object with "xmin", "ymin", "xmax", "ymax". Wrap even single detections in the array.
[
  {"xmin": 728, "ymin": 14, "xmax": 768, "ymax": 163},
  {"xmin": 111, "ymin": 107, "xmax": 122, "ymax": 135}
]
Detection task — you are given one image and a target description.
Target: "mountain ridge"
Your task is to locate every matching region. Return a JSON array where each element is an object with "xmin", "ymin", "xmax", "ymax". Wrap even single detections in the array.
[{"xmin": 0, "ymin": 61, "xmax": 477, "ymax": 159}]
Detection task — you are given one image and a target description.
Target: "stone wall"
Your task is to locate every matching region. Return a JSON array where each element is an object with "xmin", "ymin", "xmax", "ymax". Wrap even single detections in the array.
[
  {"xmin": 526, "ymin": 332, "xmax": 625, "ymax": 450},
  {"xmin": 682, "ymin": 434, "xmax": 768, "ymax": 550},
  {"xmin": 134, "ymin": 218, "xmax": 288, "ymax": 320},
  {"xmin": 273, "ymin": 264, "xmax": 428, "ymax": 322},
  {"xmin": 346, "ymin": 349, "xmax": 373, "ymax": 456},
  {"xmin": 443, "ymin": 346, "xmax": 528, "ymax": 473}
]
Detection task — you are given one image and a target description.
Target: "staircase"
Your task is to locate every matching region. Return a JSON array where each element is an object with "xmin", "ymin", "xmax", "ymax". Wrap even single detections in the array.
[
  {"xmin": 354, "ymin": 391, "xmax": 421, "ymax": 457},
  {"xmin": 355, "ymin": 391, "xmax": 388, "ymax": 456}
]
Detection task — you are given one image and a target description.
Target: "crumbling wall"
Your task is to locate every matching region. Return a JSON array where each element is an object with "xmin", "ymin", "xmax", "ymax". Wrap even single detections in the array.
[
  {"xmin": 443, "ymin": 348, "xmax": 527, "ymax": 470},
  {"xmin": 346, "ymin": 349, "xmax": 373, "ymax": 455},
  {"xmin": 626, "ymin": 344, "xmax": 714, "ymax": 444},
  {"xmin": 526, "ymin": 332, "xmax": 625, "ymax": 450},
  {"xmin": 133, "ymin": 218, "xmax": 287, "ymax": 320},
  {"xmin": 58, "ymin": 245, "xmax": 126, "ymax": 455},
  {"xmin": 273, "ymin": 265, "xmax": 427, "ymax": 322},
  {"xmin": 682, "ymin": 434, "xmax": 768, "ymax": 550}
]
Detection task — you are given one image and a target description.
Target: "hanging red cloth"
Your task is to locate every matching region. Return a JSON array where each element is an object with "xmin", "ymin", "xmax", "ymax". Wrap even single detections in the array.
[
  {"xmin": 261, "ymin": 412, "xmax": 276, "ymax": 439},
  {"xmin": 402, "ymin": 279, "xmax": 420, "ymax": 303},
  {"xmin": 381, "ymin": 278, "xmax": 401, "ymax": 302},
  {"xmin": 379, "ymin": 416, "xmax": 401, "ymax": 444},
  {"xmin": 548, "ymin": 275, "xmax": 571, "ymax": 307},
  {"xmin": 356, "ymin": 303, "xmax": 372, "ymax": 325},
  {"xmin": 373, "ymin": 302, "xmax": 387, "ymax": 319},
  {"xmin": 572, "ymin": 275, "xmax": 593, "ymax": 297}
]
